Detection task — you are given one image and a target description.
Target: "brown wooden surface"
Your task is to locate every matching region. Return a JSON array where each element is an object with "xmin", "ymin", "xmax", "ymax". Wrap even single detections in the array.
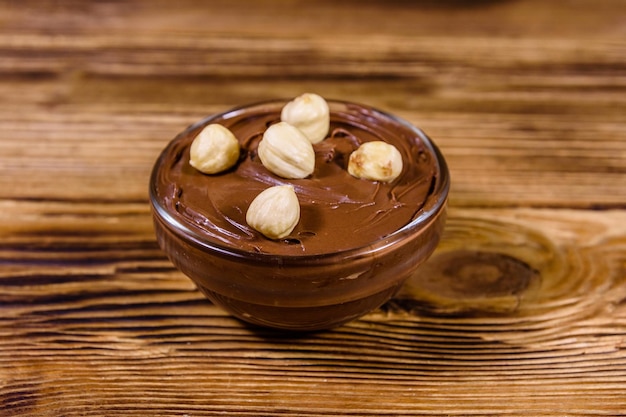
[{"xmin": 1, "ymin": 1, "xmax": 625, "ymax": 415}]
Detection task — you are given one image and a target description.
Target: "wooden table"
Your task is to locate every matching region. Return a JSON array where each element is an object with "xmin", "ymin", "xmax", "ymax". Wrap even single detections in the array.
[{"xmin": 1, "ymin": 1, "xmax": 625, "ymax": 415}]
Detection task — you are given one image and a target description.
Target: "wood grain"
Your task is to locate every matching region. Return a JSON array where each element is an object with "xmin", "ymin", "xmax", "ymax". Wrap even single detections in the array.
[{"xmin": 1, "ymin": 0, "xmax": 625, "ymax": 415}]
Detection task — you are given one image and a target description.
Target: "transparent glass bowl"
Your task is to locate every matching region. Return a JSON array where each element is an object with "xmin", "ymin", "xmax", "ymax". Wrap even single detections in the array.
[{"xmin": 149, "ymin": 100, "xmax": 450, "ymax": 331}]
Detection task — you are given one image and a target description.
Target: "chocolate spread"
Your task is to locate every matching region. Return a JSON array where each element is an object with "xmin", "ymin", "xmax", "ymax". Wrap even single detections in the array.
[{"xmin": 153, "ymin": 101, "xmax": 438, "ymax": 256}]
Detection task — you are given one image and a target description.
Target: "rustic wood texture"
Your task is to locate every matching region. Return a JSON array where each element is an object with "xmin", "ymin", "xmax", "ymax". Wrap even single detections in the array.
[{"xmin": 1, "ymin": 0, "xmax": 625, "ymax": 415}]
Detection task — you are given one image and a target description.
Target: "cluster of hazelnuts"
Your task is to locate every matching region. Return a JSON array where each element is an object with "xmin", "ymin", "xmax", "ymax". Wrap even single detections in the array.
[{"xmin": 188, "ymin": 93, "xmax": 403, "ymax": 240}]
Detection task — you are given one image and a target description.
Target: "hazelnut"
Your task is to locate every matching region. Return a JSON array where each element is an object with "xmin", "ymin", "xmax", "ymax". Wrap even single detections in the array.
[
  {"xmin": 348, "ymin": 141, "xmax": 403, "ymax": 182},
  {"xmin": 280, "ymin": 93, "xmax": 330, "ymax": 144},
  {"xmin": 246, "ymin": 185, "xmax": 301, "ymax": 240},
  {"xmin": 258, "ymin": 122, "xmax": 315, "ymax": 179},
  {"xmin": 189, "ymin": 124, "xmax": 240, "ymax": 174}
]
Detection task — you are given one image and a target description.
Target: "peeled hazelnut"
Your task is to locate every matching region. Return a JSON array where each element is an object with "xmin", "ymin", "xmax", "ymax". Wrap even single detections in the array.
[
  {"xmin": 246, "ymin": 185, "xmax": 301, "ymax": 240},
  {"xmin": 258, "ymin": 122, "xmax": 315, "ymax": 179},
  {"xmin": 280, "ymin": 93, "xmax": 330, "ymax": 144},
  {"xmin": 189, "ymin": 124, "xmax": 240, "ymax": 174},
  {"xmin": 348, "ymin": 141, "xmax": 403, "ymax": 182}
]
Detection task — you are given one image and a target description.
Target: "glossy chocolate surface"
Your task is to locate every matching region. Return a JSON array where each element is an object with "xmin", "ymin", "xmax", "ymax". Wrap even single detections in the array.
[{"xmin": 153, "ymin": 100, "xmax": 439, "ymax": 256}]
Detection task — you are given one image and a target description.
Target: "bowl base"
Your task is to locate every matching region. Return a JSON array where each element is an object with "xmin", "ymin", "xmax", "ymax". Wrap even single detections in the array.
[{"xmin": 197, "ymin": 283, "xmax": 403, "ymax": 331}]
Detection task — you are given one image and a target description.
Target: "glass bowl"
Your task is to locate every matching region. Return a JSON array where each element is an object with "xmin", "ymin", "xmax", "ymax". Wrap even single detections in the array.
[{"xmin": 149, "ymin": 99, "xmax": 449, "ymax": 331}]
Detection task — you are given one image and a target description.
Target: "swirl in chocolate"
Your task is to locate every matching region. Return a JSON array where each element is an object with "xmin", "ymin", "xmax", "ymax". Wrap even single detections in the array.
[{"xmin": 154, "ymin": 101, "xmax": 438, "ymax": 256}]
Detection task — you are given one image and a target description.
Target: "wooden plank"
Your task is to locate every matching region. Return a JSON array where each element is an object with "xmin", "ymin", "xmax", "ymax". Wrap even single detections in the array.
[
  {"xmin": 1, "ymin": 207, "xmax": 625, "ymax": 415},
  {"xmin": 0, "ymin": 0, "xmax": 624, "ymax": 39},
  {"xmin": 0, "ymin": 27, "xmax": 624, "ymax": 207},
  {"xmin": 1, "ymin": 106, "xmax": 624, "ymax": 206}
]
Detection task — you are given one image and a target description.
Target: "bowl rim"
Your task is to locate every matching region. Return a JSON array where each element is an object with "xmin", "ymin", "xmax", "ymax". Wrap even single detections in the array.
[{"xmin": 149, "ymin": 98, "xmax": 450, "ymax": 263}]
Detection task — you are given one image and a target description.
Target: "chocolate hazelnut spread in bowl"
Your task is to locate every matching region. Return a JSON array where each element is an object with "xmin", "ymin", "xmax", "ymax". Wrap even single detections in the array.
[{"xmin": 150, "ymin": 96, "xmax": 449, "ymax": 331}]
